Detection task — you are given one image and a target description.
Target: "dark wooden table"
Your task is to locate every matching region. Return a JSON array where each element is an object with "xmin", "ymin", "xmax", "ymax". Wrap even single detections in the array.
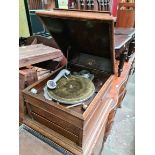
[
  {"xmin": 114, "ymin": 28, "xmax": 135, "ymax": 54},
  {"xmin": 115, "ymin": 35, "xmax": 132, "ymax": 50},
  {"xmin": 114, "ymin": 28, "xmax": 135, "ymax": 76},
  {"xmin": 114, "ymin": 28, "xmax": 135, "ymax": 36}
]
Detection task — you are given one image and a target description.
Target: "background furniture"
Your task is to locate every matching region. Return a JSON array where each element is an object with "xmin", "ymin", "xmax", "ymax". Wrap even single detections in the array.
[
  {"xmin": 114, "ymin": 27, "xmax": 135, "ymax": 76},
  {"xmin": 21, "ymin": 0, "xmax": 56, "ymax": 37},
  {"xmin": 55, "ymin": 0, "xmax": 112, "ymax": 12},
  {"xmin": 19, "ymin": 35, "xmax": 67, "ymax": 122},
  {"xmin": 28, "ymin": 0, "xmax": 55, "ymax": 10},
  {"xmin": 116, "ymin": 2, "xmax": 135, "ymax": 28},
  {"xmin": 54, "ymin": 0, "xmax": 120, "ymax": 17}
]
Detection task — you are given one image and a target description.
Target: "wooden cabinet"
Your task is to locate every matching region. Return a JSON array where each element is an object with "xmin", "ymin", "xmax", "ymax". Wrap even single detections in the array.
[
  {"xmin": 21, "ymin": 10, "xmax": 134, "ymax": 155},
  {"xmin": 116, "ymin": 2, "xmax": 135, "ymax": 28},
  {"xmin": 21, "ymin": 10, "xmax": 115, "ymax": 154}
]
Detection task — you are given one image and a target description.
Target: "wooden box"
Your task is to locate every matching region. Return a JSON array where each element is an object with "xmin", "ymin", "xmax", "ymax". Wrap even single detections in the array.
[
  {"xmin": 23, "ymin": 10, "xmax": 116, "ymax": 154},
  {"xmin": 19, "ymin": 36, "xmax": 67, "ymax": 122}
]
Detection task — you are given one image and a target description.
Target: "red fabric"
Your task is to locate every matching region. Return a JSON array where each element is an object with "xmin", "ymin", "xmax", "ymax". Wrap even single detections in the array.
[{"xmin": 111, "ymin": 0, "xmax": 119, "ymax": 17}]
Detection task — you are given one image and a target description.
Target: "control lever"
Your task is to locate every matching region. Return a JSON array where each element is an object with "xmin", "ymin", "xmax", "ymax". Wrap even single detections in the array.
[{"xmin": 47, "ymin": 69, "xmax": 70, "ymax": 89}]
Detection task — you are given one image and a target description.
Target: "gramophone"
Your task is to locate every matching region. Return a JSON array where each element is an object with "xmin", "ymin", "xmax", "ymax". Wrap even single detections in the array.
[{"xmin": 23, "ymin": 10, "xmax": 115, "ymax": 154}]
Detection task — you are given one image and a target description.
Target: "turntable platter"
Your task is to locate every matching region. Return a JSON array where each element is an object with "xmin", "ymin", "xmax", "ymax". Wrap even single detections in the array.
[{"xmin": 47, "ymin": 75, "xmax": 95, "ymax": 104}]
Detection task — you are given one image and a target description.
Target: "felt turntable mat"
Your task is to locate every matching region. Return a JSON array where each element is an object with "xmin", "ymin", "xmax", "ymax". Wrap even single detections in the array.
[{"xmin": 47, "ymin": 75, "xmax": 95, "ymax": 104}]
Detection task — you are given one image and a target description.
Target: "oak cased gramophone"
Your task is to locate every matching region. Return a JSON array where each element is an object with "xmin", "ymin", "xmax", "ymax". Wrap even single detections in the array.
[{"xmin": 23, "ymin": 10, "xmax": 116, "ymax": 155}]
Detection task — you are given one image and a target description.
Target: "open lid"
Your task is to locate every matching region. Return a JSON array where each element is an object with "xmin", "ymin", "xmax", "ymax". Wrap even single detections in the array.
[{"xmin": 36, "ymin": 10, "xmax": 115, "ymax": 74}]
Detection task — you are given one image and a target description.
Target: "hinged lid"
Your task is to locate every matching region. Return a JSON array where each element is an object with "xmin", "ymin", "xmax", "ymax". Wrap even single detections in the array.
[{"xmin": 36, "ymin": 10, "xmax": 115, "ymax": 74}]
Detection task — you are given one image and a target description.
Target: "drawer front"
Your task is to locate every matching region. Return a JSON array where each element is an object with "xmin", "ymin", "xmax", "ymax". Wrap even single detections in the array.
[
  {"xmin": 83, "ymin": 98, "xmax": 104, "ymax": 145},
  {"xmin": 30, "ymin": 105, "xmax": 81, "ymax": 136},
  {"xmin": 25, "ymin": 101, "xmax": 83, "ymax": 146},
  {"xmin": 24, "ymin": 94, "xmax": 83, "ymax": 128},
  {"xmin": 31, "ymin": 112, "xmax": 80, "ymax": 145}
]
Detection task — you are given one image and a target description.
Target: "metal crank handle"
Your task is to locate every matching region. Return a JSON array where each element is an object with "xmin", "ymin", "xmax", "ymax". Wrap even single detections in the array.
[{"xmin": 47, "ymin": 69, "xmax": 70, "ymax": 89}]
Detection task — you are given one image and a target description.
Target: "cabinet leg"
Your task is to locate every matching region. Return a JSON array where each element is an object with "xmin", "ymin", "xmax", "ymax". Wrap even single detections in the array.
[{"xmin": 118, "ymin": 51, "xmax": 127, "ymax": 77}]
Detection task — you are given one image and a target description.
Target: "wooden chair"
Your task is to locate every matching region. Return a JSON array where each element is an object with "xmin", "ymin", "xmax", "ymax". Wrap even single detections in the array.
[{"xmin": 116, "ymin": 2, "xmax": 135, "ymax": 28}]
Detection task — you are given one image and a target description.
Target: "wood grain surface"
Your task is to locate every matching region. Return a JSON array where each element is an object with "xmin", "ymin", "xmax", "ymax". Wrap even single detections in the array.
[
  {"xmin": 36, "ymin": 9, "xmax": 113, "ymax": 21},
  {"xmin": 19, "ymin": 44, "xmax": 62, "ymax": 68}
]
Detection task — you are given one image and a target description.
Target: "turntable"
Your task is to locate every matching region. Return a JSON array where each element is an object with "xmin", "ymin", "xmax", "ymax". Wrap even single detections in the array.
[
  {"xmin": 46, "ymin": 75, "xmax": 95, "ymax": 105},
  {"xmin": 23, "ymin": 10, "xmax": 116, "ymax": 154}
]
